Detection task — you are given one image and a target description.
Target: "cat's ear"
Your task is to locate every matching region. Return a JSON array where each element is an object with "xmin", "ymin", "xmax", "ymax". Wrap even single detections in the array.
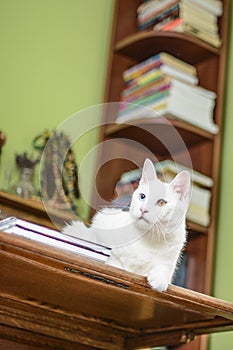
[
  {"xmin": 140, "ymin": 159, "xmax": 158, "ymax": 183},
  {"xmin": 170, "ymin": 171, "xmax": 191, "ymax": 200}
]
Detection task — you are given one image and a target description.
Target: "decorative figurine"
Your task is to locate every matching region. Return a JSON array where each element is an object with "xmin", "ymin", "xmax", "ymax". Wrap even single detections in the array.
[
  {"xmin": 14, "ymin": 152, "xmax": 39, "ymax": 199},
  {"xmin": 33, "ymin": 130, "xmax": 79, "ymax": 211}
]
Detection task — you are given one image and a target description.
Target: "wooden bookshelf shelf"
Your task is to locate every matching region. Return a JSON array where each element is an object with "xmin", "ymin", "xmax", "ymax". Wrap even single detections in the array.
[
  {"xmin": 105, "ymin": 118, "xmax": 214, "ymax": 156},
  {"xmin": 187, "ymin": 221, "xmax": 209, "ymax": 235},
  {"xmin": 115, "ymin": 31, "xmax": 219, "ymax": 63}
]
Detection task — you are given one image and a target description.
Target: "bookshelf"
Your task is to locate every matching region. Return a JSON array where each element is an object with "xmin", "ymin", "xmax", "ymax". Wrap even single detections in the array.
[{"xmin": 91, "ymin": 1, "xmax": 230, "ymax": 348}]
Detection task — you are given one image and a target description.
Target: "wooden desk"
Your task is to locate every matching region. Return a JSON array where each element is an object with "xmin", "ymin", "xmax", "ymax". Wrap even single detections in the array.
[
  {"xmin": 1, "ymin": 231, "xmax": 233, "ymax": 350},
  {"xmin": 1, "ymin": 191, "xmax": 233, "ymax": 349}
]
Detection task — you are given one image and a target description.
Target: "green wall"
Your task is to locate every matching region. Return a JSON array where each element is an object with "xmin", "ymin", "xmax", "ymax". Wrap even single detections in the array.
[
  {"xmin": 0, "ymin": 1, "xmax": 233, "ymax": 348},
  {"xmin": 209, "ymin": 6, "xmax": 233, "ymax": 350},
  {"xmin": 0, "ymin": 0, "xmax": 114, "ymax": 219}
]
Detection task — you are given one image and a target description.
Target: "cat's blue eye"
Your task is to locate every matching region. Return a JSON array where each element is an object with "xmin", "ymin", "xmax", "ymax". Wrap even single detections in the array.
[{"xmin": 139, "ymin": 193, "xmax": 146, "ymax": 201}]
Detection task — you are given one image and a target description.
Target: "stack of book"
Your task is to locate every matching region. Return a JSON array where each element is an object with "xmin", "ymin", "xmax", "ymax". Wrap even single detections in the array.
[
  {"xmin": 137, "ymin": 0, "xmax": 180, "ymax": 31},
  {"xmin": 137, "ymin": 0, "xmax": 223, "ymax": 48},
  {"xmin": 112, "ymin": 160, "xmax": 213, "ymax": 227},
  {"xmin": 0, "ymin": 217, "xmax": 111, "ymax": 263},
  {"xmin": 117, "ymin": 52, "xmax": 218, "ymax": 134},
  {"xmin": 179, "ymin": 0, "xmax": 223, "ymax": 48}
]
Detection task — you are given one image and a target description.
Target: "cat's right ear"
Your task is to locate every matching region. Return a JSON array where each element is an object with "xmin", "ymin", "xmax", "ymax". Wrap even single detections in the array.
[
  {"xmin": 140, "ymin": 159, "xmax": 158, "ymax": 183},
  {"xmin": 170, "ymin": 171, "xmax": 191, "ymax": 200}
]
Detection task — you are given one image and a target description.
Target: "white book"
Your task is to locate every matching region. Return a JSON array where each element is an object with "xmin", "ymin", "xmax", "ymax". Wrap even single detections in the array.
[
  {"xmin": 165, "ymin": 93, "xmax": 218, "ymax": 134},
  {"xmin": 184, "ymin": 23, "xmax": 222, "ymax": 48},
  {"xmin": 119, "ymin": 160, "xmax": 213, "ymax": 188},
  {"xmin": 156, "ymin": 160, "xmax": 214, "ymax": 188},
  {"xmin": 117, "ymin": 104, "xmax": 218, "ymax": 134},
  {"xmin": 117, "ymin": 79, "xmax": 218, "ymax": 134},
  {"xmin": 182, "ymin": 0, "xmax": 223, "ymax": 16},
  {"xmin": 180, "ymin": 1, "xmax": 219, "ymax": 23},
  {"xmin": 0, "ymin": 217, "xmax": 111, "ymax": 263},
  {"xmin": 187, "ymin": 184, "xmax": 211, "ymax": 226},
  {"xmin": 170, "ymin": 78, "xmax": 216, "ymax": 100},
  {"xmin": 160, "ymin": 65, "xmax": 198, "ymax": 85},
  {"xmin": 181, "ymin": 17, "xmax": 219, "ymax": 35}
]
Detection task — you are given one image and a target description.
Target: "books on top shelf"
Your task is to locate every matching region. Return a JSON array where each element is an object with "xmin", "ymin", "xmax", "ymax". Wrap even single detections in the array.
[
  {"xmin": 117, "ymin": 52, "xmax": 218, "ymax": 134},
  {"xmin": 137, "ymin": 0, "xmax": 223, "ymax": 48},
  {"xmin": 0, "ymin": 217, "xmax": 111, "ymax": 263},
  {"xmin": 154, "ymin": 16, "xmax": 183, "ymax": 32},
  {"xmin": 137, "ymin": 0, "xmax": 180, "ymax": 31},
  {"xmin": 181, "ymin": 0, "xmax": 223, "ymax": 17},
  {"xmin": 180, "ymin": 0, "xmax": 222, "ymax": 48},
  {"xmin": 113, "ymin": 160, "xmax": 213, "ymax": 227}
]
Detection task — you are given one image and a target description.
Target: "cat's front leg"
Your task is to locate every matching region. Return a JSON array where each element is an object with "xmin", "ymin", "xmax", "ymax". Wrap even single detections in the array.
[
  {"xmin": 147, "ymin": 264, "xmax": 173, "ymax": 292},
  {"xmin": 106, "ymin": 252, "xmax": 125, "ymax": 270}
]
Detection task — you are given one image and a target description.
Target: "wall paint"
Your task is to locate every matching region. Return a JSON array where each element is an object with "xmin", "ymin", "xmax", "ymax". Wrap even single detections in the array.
[
  {"xmin": 209, "ymin": 5, "xmax": 233, "ymax": 349},
  {"xmin": 0, "ymin": 0, "xmax": 114, "ymax": 219}
]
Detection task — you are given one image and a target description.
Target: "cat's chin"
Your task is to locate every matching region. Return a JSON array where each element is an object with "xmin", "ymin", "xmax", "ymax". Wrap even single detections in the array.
[{"xmin": 135, "ymin": 217, "xmax": 152, "ymax": 231}]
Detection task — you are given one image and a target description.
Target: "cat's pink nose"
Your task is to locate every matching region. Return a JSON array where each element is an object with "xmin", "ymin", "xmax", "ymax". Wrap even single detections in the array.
[{"xmin": 140, "ymin": 208, "xmax": 148, "ymax": 214}]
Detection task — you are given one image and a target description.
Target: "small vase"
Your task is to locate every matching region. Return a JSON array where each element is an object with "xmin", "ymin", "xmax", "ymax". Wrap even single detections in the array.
[{"xmin": 15, "ymin": 167, "xmax": 36, "ymax": 199}]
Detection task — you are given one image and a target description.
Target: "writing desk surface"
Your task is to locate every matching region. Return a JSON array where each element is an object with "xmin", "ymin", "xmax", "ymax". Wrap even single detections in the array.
[{"xmin": 1, "ymin": 231, "xmax": 233, "ymax": 350}]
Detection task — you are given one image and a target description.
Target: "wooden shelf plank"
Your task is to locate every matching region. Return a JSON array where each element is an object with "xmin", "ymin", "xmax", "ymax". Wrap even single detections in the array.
[
  {"xmin": 115, "ymin": 31, "xmax": 219, "ymax": 64},
  {"xmin": 105, "ymin": 118, "xmax": 214, "ymax": 156}
]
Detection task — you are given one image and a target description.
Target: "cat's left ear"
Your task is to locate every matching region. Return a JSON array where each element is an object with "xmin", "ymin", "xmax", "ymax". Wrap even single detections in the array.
[{"xmin": 170, "ymin": 171, "xmax": 191, "ymax": 200}]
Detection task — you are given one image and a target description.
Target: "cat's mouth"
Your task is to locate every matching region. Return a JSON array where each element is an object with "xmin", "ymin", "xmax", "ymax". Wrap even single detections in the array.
[{"xmin": 138, "ymin": 215, "xmax": 150, "ymax": 224}]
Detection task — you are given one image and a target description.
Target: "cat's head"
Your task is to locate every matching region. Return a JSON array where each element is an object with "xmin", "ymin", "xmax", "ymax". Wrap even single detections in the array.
[{"xmin": 130, "ymin": 159, "xmax": 191, "ymax": 235}]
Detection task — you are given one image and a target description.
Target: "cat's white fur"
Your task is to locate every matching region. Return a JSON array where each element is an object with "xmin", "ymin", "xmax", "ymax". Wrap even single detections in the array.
[{"xmin": 62, "ymin": 159, "xmax": 191, "ymax": 292}]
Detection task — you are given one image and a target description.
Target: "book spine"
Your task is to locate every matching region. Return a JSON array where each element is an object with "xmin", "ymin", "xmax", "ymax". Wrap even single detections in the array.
[
  {"xmin": 123, "ymin": 53, "xmax": 197, "ymax": 82},
  {"xmin": 183, "ymin": 0, "xmax": 223, "ymax": 16},
  {"xmin": 138, "ymin": 4, "xmax": 180, "ymax": 30},
  {"xmin": 180, "ymin": 2, "xmax": 218, "ymax": 24},
  {"xmin": 121, "ymin": 76, "xmax": 166, "ymax": 98},
  {"xmin": 119, "ymin": 89, "xmax": 170, "ymax": 113},
  {"xmin": 123, "ymin": 54, "xmax": 162, "ymax": 80},
  {"xmin": 154, "ymin": 17, "xmax": 183, "ymax": 31},
  {"xmin": 121, "ymin": 81, "xmax": 171, "ymax": 103},
  {"xmin": 184, "ymin": 24, "xmax": 221, "ymax": 47},
  {"xmin": 160, "ymin": 65, "xmax": 198, "ymax": 85}
]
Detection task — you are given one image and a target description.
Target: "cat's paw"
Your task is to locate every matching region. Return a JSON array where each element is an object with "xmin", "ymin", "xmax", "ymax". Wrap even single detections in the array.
[{"xmin": 147, "ymin": 271, "xmax": 169, "ymax": 292}]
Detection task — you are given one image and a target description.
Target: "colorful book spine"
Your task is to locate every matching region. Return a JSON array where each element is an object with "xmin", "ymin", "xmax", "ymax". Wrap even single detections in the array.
[
  {"xmin": 121, "ymin": 79, "xmax": 171, "ymax": 103},
  {"xmin": 138, "ymin": 2, "xmax": 180, "ymax": 30},
  {"xmin": 123, "ymin": 52, "xmax": 197, "ymax": 81}
]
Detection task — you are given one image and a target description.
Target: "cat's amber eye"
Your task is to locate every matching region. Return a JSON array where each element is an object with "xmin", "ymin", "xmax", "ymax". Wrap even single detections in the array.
[
  {"xmin": 139, "ymin": 193, "xmax": 146, "ymax": 201},
  {"xmin": 157, "ymin": 199, "xmax": 167, "ymax": 206}
]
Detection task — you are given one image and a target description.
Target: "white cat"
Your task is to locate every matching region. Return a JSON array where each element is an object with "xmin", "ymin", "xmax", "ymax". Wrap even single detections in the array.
[{"xmin": 62, "ymin": 159, "xmax": 191, "ymax": 292}]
